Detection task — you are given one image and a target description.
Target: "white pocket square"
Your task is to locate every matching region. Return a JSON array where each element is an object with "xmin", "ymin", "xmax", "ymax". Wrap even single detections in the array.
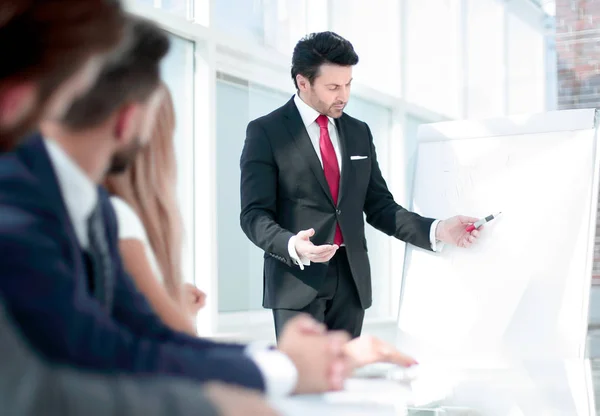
[{"xmin": 350, "ymin": 155, "xmax": 368, "ymax": 160}]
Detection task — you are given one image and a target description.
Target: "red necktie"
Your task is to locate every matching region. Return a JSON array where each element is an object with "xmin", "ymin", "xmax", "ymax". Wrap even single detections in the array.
[{"xmin": 316, "ymin": 115, "xmax": 343, "ymax": 246}]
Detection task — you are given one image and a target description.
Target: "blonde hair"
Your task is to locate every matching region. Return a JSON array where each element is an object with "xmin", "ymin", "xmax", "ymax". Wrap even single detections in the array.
[{"xmin": 105, "ymin": 83, "xmax": 184, "ymax": 303}]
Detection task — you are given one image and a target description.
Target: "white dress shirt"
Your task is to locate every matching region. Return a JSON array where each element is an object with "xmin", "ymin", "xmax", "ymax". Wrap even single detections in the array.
[
  {"xmin": 287, "ymin": 95, "xmax": 442, "ymax": 269},
  {"xmin": 43, "ymin": 138, "xmax": 298, "ymax": 397}
]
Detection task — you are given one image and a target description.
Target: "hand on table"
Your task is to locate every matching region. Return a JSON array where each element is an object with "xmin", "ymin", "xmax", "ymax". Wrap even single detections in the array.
[
  {"xmin": 278, "ymin": 314, "xmax": 350, "ymax": 394},
  {"xmin": 343, "ymin": 335, "xmax": 418, "ymax": 370}
]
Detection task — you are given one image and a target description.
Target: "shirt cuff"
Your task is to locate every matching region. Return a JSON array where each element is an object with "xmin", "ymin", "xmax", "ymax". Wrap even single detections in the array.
[
  {"xmin": 245, "ymin": 342, "xmax": 298, "ymax": 397},
  {"xmin": 430, "ymin": 220, "xmax": 445, "ymax": 253},
  {"xmin": 288, "ymin": 236, "xmax": 310, "ymax": 270}
]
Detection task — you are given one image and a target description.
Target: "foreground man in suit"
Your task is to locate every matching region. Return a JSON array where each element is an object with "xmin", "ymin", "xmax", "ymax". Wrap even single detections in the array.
[
  {"xmin": 0, "ymin": 1, "xmax": 277, "ymax": 415},
  {"xmin": 0, "ymin": 16, "xmax": 350, "ymax": 399},
  {"xmin": 240, "ymin": 31, "xmax": 482, "ymax": 338},
  {"xmin": 0, "ymin": 295, "xmax": 280, "ymax": 416}
]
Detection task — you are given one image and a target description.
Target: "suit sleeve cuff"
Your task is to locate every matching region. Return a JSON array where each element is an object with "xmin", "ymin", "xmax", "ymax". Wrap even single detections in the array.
[
  {"xmin": 288, "ymin": 236, "xmax": 310, "ymax": 270},
  {"xmin": 430, "ymin": 220, "xmax": 445, "ymax": 253},
  {"xmin": 245, "ymin": 342, "xmax": 298, "ymax": 397}
]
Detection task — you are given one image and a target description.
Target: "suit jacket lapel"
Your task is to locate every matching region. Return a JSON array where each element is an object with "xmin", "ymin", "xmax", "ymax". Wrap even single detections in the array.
[
  {"xmin": 334, "ymin": 116, "xmax": 349, "ymax": 206},
  {"xmin": 283, "ymin": 99, "xmax": 335, "ymax": 206}
]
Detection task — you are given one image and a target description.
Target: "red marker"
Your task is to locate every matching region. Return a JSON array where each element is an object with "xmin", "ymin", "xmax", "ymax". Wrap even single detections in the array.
[{"xmin": 466, "ymin": 212, "xmax": 502, "ymax": 233}]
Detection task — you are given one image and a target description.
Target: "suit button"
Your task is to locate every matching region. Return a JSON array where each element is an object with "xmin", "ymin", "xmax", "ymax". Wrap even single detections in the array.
[{"xmin": 336, "ymin": 209, "xmax": 341, "ymax": 215}]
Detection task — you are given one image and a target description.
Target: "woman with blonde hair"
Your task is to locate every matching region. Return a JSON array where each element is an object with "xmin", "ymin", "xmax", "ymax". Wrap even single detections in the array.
[{"xmin": 104, "ymin": 83, "xmax": 205, "ymax": 335}]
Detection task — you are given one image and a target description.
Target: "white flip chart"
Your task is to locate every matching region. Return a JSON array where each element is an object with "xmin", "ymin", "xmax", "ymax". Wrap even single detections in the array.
[{"xmin": 397, "ymin": 109, "xmax": 600, "ymax": 360}]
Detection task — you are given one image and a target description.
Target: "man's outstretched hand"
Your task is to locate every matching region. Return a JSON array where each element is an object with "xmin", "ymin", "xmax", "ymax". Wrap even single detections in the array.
[{"xmin": 436, "ymin": 215, "xmax": 482, "ymax": 248}]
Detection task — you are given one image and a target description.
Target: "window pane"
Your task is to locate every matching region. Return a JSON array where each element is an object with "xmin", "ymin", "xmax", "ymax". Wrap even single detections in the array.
[
  {"xmin": 135, "ymin": 0, "xmax": 155, "ymax": 7},
  {"xmin": 160, "ymin": 34, "xmax": 195, "ymax": 284},
  {"xmin": 214, "ymin": 0, "xmax": 265, "ymax": 44},
  {"xmin": 330, "ymin": 0, "xmax": 401, "ymax": 96},
  {"xmin": 161, "ymin": 0, "xmax": 188, "ymax": 17},
  {"xmin": 507, "ymin": 12, "xmax": 546, "ymax": 114},
  {"xmin": 406, "ymin": 0, "xmax": 462, "ymax": 118},
  {"xmin": 404, "ymin": 114, "xmax": 430, "ymax": 207},
  {"xmin": 344, "ymin": 97, "xmax": 393, "ymax": 319},
  {"xmin": 263, "ymin": 0, "xmax": 328, "ymax": 55},
  {"xmin": 216, "ymin": 77, "xmax": 290, "ymax": 312},
  {"xmin": 466, "ymin": 0, "xmax": 505, "ymax": 117}
]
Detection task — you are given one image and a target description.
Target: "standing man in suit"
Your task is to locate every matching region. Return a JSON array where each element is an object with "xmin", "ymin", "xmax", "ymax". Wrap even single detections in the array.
[{"xmin": 240, "ymin": 32, "xmax": 482, "ymax": 339}]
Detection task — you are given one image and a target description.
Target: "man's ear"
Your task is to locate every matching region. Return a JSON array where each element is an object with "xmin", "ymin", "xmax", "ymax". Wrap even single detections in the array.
[
  {"xmin": 0, "ymin": 82, "xmax": 37, "ymax": 129},
  {"xmin": 113, "ymin": 103, "xmax": 140, "ymax": 144},
  {"xmin": 296, "ymin": 74, "xmax": 310, "ymax": 93}
]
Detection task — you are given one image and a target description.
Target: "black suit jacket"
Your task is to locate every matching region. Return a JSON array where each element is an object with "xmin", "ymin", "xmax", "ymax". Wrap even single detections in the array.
[
  {"xmin": 240, "ymin": 97, "xmax": 435, "ymax": 310},
  {"xmin": 0, "ymin": 135, "xmax": 264, "ymax": 391}
]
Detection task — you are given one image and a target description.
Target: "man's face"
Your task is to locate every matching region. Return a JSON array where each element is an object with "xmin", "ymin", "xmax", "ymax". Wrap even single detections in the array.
[
  {"xmin": 108, "ymin": 87, "xmax": 165, "ymax": 174},
  {"xmin": 299, "ymin": 64, "xmax": 353, "ymax": 118}
]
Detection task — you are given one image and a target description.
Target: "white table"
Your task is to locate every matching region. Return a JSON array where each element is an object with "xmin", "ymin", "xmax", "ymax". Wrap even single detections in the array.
[{"xmin": 271, "ymin": 359, "xmax": 596, "ymax": 415}]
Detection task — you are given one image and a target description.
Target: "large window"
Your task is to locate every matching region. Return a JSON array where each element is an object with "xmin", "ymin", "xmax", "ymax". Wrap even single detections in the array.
[
  {"xmin": 160, "ymin": 34, "xmax": 195, "ymax": 285},
  {"xmin": 330, "ymin": 0, "xmax": 402, "ymax": 97},
  {"xmin": 214, "ymin": 0, "xmax": 265, "ymax": 43},
  {"xmin": 215, "ymin": 76, "xmax": 290, "ymax": 313},
  {"xmin": 404, "ymin": 114, "xmax": 431, "ymax": 208},
  {"xmin": 465, "ymin": 0, "xmax": 506, "ymax": 117},
  {"xmin": 214, "ymin": 0, "xmax": 327, "ymax": 50},
  {"xmin": 507, "ymin": 9, "xmax": 546, "ymax": 114},
  {"xmin": 263, "ymin": 0, "xmax": 328, "ymax": 55},
  {"xmin": 405, "ymin": 0, "xmax": 462, "ymax": 118}
]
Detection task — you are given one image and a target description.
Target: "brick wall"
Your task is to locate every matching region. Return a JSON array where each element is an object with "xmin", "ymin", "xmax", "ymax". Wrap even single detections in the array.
[
  {"xmin": 556, "ymin": 0, "xmax": 600, "ymax": 109},
  {"xmin": 555, "ymin": 0, "xmax": 600, "ymax": 280}
]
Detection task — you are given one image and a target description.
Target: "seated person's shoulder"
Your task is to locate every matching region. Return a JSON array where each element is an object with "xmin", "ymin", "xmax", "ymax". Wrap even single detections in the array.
[
  {"xmin": 0, "ymin": 149, "xmax": 59, "ymax": 231},
  {"xmin": 105, "ymin": 193, "xmax": 147, "ymax": 242}
]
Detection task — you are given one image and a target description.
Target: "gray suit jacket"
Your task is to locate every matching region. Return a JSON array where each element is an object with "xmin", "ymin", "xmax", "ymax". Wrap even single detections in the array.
[{"xmin": 0, "ymin": 298, "xmax": 219, "ymax": 416}]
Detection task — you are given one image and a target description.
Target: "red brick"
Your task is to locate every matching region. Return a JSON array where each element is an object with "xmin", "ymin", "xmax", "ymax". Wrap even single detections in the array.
[{"xmin": 557, "ymin": 0, "xmax": 600, "ymax": 273}]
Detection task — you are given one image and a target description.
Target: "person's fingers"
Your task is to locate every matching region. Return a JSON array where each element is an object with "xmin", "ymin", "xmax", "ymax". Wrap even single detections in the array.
[
  {"xmin": 311, "ymin": 250, "xmax": 338, "ymax": 263},
  {"xmin": 286, "ymin": 314, "xmax": 326, "ymax": 335},
  {"xmin": 296, "ymin": 318, "xmax": 327, "ymax": 335},
  {"xmin": 305, "ymin": 244, "xmax": 337, "ymax": 258},
  {"xmin": 385, "ymin": 349, "xmax": 419, "ymax": 367},
  {"xmin": 327, "ymin": 331, "xmax": 351, "ymax": 390},
  {"xmin": 468, "ymin": 235, "xmax": 476, "ymax": 244},
  {"xmin": 328, "ymin": 360, "xmax": 346, "ymax": 391},
  {"xmin": 459, "ymin": 215, "xmax": 479, "ymax": 224},
  {"xmin": 297, "ymin": 228, "xmax": 315, "ymax": 241},
  {"xmin": 328, "ymin": 331, "xmax": 351, "ymax": 355},
  {"xmin": 470, "ymin": 229, "xmax": 480, "ymax": 238}
]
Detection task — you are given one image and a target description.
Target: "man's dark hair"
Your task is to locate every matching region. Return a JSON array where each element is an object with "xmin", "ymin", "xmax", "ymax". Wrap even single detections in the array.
[
  {"xmin": 62, "ymin": 14, "xmax": 170, "ymax": 130},
  {"xmin": 291, "ymin": 31, "xmax": 359, "ymax": 90}
]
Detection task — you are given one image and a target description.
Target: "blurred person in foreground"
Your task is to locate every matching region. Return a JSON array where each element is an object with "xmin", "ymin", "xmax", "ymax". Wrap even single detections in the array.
[{"xmin": 0, "ymin": 2, "xmax": 277, "ymax": 415}]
